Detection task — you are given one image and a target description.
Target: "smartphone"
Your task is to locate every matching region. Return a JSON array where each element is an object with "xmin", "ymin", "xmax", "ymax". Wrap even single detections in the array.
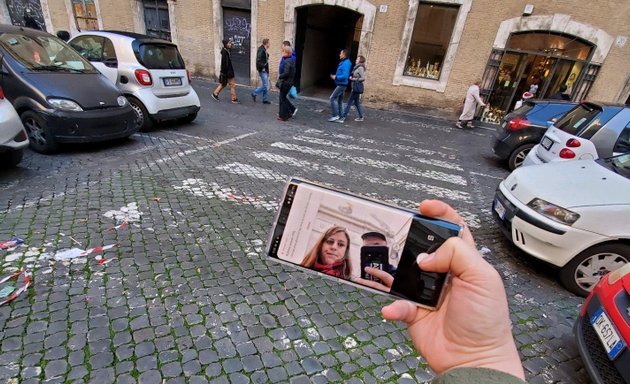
[
  {"xmin": 360, "ymin": 246, "xmax": 390, "ymax": 282},
  {"xmin": 266, "ymin": 178, "xmax": 462, "ymax": 310}
]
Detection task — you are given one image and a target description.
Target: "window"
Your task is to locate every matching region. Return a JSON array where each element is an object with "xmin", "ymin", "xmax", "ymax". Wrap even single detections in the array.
[
  {"xmin": 143, "ymin": 0, "xmax": 171, "ymax": 41},
  {"xmin": 69, "ymin": 35, "xmax": 105, "ymax": 61},
  {"xmin": 403, "ymin": 2, "xmax": 459, "ymax": 80},
  {"xmin": 71, "ymin": 0, "xmax": 99, "ymax": 31},
  {"xmin": 614, "ymin": 125, "xmax": 630, "ymax": 154},
  {"xmin": 137, "ymin": 43, "xmax": 184, "ymax": 69}
]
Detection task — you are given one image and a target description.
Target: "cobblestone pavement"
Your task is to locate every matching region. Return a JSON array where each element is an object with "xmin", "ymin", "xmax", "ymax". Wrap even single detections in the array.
[{"xmin": 0, "ymin": 78, "xmax": 590, "ymax": 383}]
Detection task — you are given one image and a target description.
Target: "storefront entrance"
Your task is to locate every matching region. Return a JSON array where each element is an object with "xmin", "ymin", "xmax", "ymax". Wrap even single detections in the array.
[{"xmin": 480, "ymin": 31, "xmax": 595, "ymax": 124}]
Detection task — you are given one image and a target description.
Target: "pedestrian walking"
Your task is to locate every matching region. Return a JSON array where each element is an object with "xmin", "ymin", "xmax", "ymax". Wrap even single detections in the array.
[
  {"xmin": 337, "ymin": 55, "xmax": 366, "ymax": 123},
  {"xmin": 278, "ymin": 41, "xmax": 297, "ymax": 117},
  {"xmin": 251, "ymin": 38, "xmax": 271, "ymax": 104},
  {"xmin": 327, "ymin": 49, "xmax": 352, "ymax": 122},
  {"xmin": 277, "ymin": 46, "xmax": 295, "ymax": 121},
  {"xmin": 456, "ymin": 80, "xmax": 485, "ymax": 129},
  {"xmin": 212, "ymin": 39, "xmax": 240, "ymax": 103}
]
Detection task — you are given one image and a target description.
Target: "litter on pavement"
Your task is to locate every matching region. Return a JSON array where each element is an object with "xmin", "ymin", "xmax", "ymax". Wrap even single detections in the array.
[
  {"xmin": 0, "ymin": 270, "xmax": 31, "ymax": 306},
  {"xmin": 0, "ymin": 237, "xmax": 25, "ymax": 250}
]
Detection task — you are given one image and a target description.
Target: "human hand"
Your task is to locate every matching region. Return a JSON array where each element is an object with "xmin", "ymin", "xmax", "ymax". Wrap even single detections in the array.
[
  {"xmin": 354, "ymin": 267, "xmax": 393, "ymax": 292},
  {"xmin": 381, "ymin": 200, "xmax": 524, "ymax": 380},
  {"xmin": 330, "ymin": 74, "xmax": 336, "ymax": 80}
]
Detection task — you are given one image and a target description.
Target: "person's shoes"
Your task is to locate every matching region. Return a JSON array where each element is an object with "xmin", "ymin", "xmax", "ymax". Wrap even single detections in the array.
[
  {"xmin": 455, "ymin": 121, "xmax": 463, "ymax": 129},
  {"xmin": 354, "ymin": 117, "xmax": 364, "ymax": 122},
  {"xmin": 231, "ymin": 99, "xmax": 241, "ymax": 104},
  {"xmin": 251, "ymin": 93, "xmax": 256, "ymax": 102},
  {"xmin": 335, "ymin": 117, "xmax": 345, "ymax": 123},
  {"xmin": 292, "ymin": 108, "xmax": 298, "ymax": 117},
  {"xmin": 262, "ymin": 100, "xmax": 271, "ymax": 104},
  {"xmin": 277, "ymin": 117, "xmax": 288, "ymax": 121},
  {"xmin": 211, "ymin": 93, "xmax": 219, "ymax": 101},
  {"xmin": 466, "ymin": 123, "xmax": 475, "ymax": 129},
  {"xmin": 327, "ymin": 116, "xmax": 340, "ymax": 122}
]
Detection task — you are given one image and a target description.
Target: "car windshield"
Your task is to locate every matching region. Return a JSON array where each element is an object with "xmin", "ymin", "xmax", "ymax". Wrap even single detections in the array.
[
  {"xmin": 555, "ymin": 104, "xmax": 601, "ymax": 136},
  {"xmin": 0, "ymin": 33, "xmax": 98, "ymax": 73},
  {"xmin": 138, "ymin": 43, "xmax": 185, "ymax": 69},
  {"xmin": 600, "ymin": 153, "xmax": 630, "ymax": 179}
]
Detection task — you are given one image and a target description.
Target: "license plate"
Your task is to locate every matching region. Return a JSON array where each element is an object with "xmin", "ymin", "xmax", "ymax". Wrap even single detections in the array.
[
  {"xmin": 493, "ymin": 198, "xmax": 506, "ymax": 220},
  {"xmin": 541, "ymin": 136, "xmax": 553, "ymax": 150},
  {"xmin": 163, "ymin": 77, "xmax": 182, "ymax": 86},
  {"xmin": 591, "ymin": 308, "xmax": 626, "ymax": 360}
]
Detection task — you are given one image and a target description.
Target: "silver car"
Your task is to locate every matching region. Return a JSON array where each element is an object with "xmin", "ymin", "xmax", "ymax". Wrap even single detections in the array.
[
  {"xmin": 69, "ymin": 31, "xmax": 200, "ymax": 131},
  {"xmin": 0, "ymin": 86, "xmax": 28, "ymax": 167}
]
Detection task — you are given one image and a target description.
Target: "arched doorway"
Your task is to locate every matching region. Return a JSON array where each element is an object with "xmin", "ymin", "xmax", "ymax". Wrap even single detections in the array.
[
  {"xmin": 489, "ymin": 32, "xmax": 594, "ymax": 114},
  {"xmin": 294, "ymin": 4, "xmax": 362, "ymax": 96}
]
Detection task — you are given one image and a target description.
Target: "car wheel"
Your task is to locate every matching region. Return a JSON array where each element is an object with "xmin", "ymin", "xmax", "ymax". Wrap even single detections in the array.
[
  {"xmin": 0, "ymin": 149, "xmax": 23, "ymax": 167},
  {"xmin": 128, "ymin": 98, "xmax": 154, "ymax": 131},
  {"xmin": 508, "ymin": 143, "xmax": 536, "ymax": 170},
  {"xmin": 180, "ymin": 112, "xmax": 197, "ymax": 124},
  {"xmin": 21, "ymin": 111, "xmax": 58, "ymax": 154},
  {"xmin": 559, "ymin": 243, "xmax": 630, "ymax": 297}
]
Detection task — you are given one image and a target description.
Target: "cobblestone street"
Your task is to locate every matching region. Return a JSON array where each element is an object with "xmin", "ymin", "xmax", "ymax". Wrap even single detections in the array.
[{"xmin": 0, "ymin": 79, "xmax": 590, "ymax": 383}]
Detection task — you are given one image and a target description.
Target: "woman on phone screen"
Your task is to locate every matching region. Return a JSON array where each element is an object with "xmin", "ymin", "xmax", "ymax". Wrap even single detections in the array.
[{"xmin": 302, "ymin": 226, "xmax": 352, "ymax": 279}]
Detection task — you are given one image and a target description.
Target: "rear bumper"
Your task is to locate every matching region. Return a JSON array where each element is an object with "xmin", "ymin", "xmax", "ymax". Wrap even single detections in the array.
[
  {"xmin": 132, "ymin": 87, "xmax": 201, "ymax": 119},
  {"xmin": 42, "ymin": 106, "xmax": 138, "ymax": 143},
  {"xmin": 0, "ymin": 103, "xmax": 29, "ymax": 151},
  {"xmin": 154, "ymin": 105, "xmax": 200, "ymax": 121}
]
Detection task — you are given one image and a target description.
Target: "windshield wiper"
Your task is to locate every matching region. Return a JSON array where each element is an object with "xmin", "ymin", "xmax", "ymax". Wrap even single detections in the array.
[{"xmin": 33, "ymin": 65, "xmax": 85, "ymax": 73}]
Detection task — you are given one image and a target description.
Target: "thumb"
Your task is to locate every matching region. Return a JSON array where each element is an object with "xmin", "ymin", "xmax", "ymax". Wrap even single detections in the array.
[{"xmin": 382, "ymin": 300, "xmax": 429, "ymax": 324}]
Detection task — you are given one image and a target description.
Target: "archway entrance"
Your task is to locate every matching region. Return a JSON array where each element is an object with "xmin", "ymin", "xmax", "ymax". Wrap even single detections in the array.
[
  {"xmin": 481, "ymin": 31, "xmax": 596, "ymax": 123},
  {"xmin": 294, "ymin": 5, "xmax": 362, "ymax": 97}
]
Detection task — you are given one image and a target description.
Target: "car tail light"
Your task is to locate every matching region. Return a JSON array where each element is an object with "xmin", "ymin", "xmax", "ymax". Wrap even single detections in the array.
[
  {"xmin": 134, "ymin": 69, "xmax": 152, "ymax": 86},
  {"xmin": 507, "ymin": 118, "xmax": 530, "ymax": 131},
  {"xmin": 186, "ymin": 69, "xmax": 191, "ymax": 84},
  {"xmin": 0, "ymin": 86, "xmax": 4, "ymax": 99},
  {"xmin": 559, "ymin": 148, "xmax": 576, "ymax": 159},
  {"xmin": 14, "ymin": 129, "xmax": 28, "ymax": 143},
  {"xmin": 566, "ymin": 138, "xmax": 581, "ymax": 148}
]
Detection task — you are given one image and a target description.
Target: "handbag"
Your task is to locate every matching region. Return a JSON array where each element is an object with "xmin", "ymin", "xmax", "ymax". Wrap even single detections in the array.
[
  {"xmin": 353, "ymin": 80, "xmax": 364, "ymax": 94},
  {"xmin": 289, "ymin": 86, "xmax": 298, "ymax": 99},
  {"xmin": 275, "ymin": 79, "xmax": 281, "ymax": 89}
]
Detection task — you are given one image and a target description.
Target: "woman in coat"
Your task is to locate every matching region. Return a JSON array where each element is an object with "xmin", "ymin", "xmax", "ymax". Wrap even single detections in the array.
[
  {"xmin": 456, "ymin": 80, "xmax": 486, "ymax": 129},
  {"xmin": 337, "ymin": 55, "xmax": 366, "ymax": 123},
  {"xmin": 277, "ymin": 46, "xmax": 295, "ymax": 121}
]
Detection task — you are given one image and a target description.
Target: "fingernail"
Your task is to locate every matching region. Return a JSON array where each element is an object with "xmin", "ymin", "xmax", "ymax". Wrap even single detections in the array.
[{"xmin": 416, "ymin": 252, "xmax": 434, "ymax": 265}]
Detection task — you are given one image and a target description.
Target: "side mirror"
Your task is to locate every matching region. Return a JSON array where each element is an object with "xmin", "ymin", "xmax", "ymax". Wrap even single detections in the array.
[
  {"xmin": 546, "ymin": 121, "xmax": 554, "ymax": 129},
  {"xmin": 103, "ymin": 58, "xmax": 118, "ymax": 68},
  {"xmin": 56, "ymin": 30, "xmax": 70, "ymax": 42}
]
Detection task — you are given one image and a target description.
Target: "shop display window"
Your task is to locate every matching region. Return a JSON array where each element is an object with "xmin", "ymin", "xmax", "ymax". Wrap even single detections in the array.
[
  {"xmin": 72, "ymin": 0, "xmax": 98, "ymax": 31},
  {"xmin": 403, "ymin": 2, "xmax": 459, "ymax": 80}
]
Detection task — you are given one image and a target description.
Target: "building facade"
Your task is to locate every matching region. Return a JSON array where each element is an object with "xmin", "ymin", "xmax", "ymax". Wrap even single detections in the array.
[{"xmin": 1, "ymin": 0, "xmax": 629, "ymax": 122}]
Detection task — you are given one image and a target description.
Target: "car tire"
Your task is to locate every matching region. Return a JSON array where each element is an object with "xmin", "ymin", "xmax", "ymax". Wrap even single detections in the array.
[
  {"xmin": 128, "ymin": 97, "xmax": 154, "ymax": 132},
  {"xmin": 508, "ymin": 143, "xmax": 536, "ymax": 170},
  {"xmin": 559, "ymin": 243, "xmax": 630, "ymax": 297},
  {"xmin": 180, "ymin": 112, "xmax": 197, "ymax": 124},
  {"xmin": 1, "ymin": 149, "xmax": 23, "ymax": 167},
  {"xmin": 21, "ymin": 111, "xmax": 58, "ymax": 154}
]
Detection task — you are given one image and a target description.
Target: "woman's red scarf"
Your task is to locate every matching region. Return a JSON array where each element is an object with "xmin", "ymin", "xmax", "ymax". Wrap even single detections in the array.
[{"xmin": 313, "ymin": 260, "xmax": 345, "ymax": 277}]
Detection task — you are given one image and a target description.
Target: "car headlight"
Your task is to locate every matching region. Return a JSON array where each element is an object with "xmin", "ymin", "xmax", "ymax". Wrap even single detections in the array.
[
  {"xmin": 48, "ymin": 98, "xmax": 83, "ymax": 111},
  {"xmin": 527, "ymin": 198, "xmax": 580, "ymax": 225},
  {"xmin": 117, "ymin": 96, "xmax": 128, "ymax": 107}
]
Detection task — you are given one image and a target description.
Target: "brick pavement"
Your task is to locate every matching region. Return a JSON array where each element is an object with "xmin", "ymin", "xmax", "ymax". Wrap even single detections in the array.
[{"xmin": 0, "ymin": 79, "xmax": 590, "ymax": 383}]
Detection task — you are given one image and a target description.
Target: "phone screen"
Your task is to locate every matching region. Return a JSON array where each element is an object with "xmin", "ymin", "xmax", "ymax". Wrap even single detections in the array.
[{"xmin": 267, "ymin": 179, "xmax": 461, "ymax": 309}]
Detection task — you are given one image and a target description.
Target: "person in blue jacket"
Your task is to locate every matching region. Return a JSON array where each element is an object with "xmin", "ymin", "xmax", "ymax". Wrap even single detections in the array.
[{"xmin": 327, "ymin": 49, "xmax": 352, "ymax": 122}]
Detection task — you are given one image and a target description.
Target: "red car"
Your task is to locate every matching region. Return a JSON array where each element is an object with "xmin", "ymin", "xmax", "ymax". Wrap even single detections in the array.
[{"xmin": 575, "ymin": 263, "xmax": 630, "ymax": 383}]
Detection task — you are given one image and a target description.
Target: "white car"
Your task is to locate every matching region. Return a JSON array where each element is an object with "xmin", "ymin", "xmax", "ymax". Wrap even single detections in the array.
[
  {"xmin": 493, "ymin": 154, "xmax": 630, "ymax": 297},
  {"xmin": 0, "ymin": 86, "xmax": 29, "ymax": 167},
  {"xmin": 69, "ymin": 31, "xmax": 200, "ymax": 131},
  {"xmin": 523, "ymin": 103, "xmax": 630, "ymax": 167}
]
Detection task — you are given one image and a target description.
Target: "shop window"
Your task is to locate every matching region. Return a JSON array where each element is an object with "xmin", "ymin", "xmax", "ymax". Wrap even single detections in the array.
[
  {"xmin": 71, "ymin": 0, "xmax": 98, "ymax": 31},
  {"xmin": 143, "ymin": 0, "xmax": 171, "ymax": 41},
  {"xmin": 403, "ymin": 2, "xmax": 459, "ymax": 80}
]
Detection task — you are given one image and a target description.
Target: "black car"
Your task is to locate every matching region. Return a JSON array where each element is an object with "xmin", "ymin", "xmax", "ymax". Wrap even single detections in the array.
[
  {"xmin": 492, "ymin": 100, "xmax": 576, "ymax": 170},
  {"xmin": 0, "ymin": 24, "xmax": 137, "ymax": 153}
]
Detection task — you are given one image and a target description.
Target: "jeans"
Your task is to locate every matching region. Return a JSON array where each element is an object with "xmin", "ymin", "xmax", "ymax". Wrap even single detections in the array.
[
  {"xmin": 342, "ymin": 91, "xmax": 364, "ymax": 118},
  {"xmin": 329, "ymin": 85, "xmax": 347, "ymax": 117},
  {"xmin": 252, "ymin": 70, "xmax": 269, "ymax": 101}
]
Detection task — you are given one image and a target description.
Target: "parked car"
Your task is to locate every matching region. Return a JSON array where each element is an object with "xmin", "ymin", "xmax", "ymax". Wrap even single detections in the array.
[
  {"xmin": 0, "ymin": 24, "xmax": 137, "ymax": 154},
  {"xmin": 492, "ymin": 153, "xmax": 630, "ymax": 297},
  {"xmin": 575, "ymin": 263, "xmax": 630, "ymax": 383},
  {"xmin": 493, "ymin": 100, "xmax": 576, "ymax": 170},
  {"xmin": 68, "ymin": 31, "xmax": 200, "ymax": 131},
  {"xmin": 0, "ymin": 85, "xmax": 29, "ymax": 167},
  {"xmin": 523, "ymin": 102, "xmax": 630, "ymax": 166}
]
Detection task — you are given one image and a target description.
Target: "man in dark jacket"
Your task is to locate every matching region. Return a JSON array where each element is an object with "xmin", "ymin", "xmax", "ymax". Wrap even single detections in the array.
[
  {"xmin": 251, "ymin": 38, "xmax": 271, "ymax": 104},
  {"xmin": 327, "ymin": 49, "xmax": 352, "ymax": 122},
  {"xmin": 212, "ymin": 39, "xmax": 239, "ymax": 103}
]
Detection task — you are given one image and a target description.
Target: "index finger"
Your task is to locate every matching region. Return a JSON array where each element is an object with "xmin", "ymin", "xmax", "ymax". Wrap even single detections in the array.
[{"xmin": 419, "ymin": 200, "xmax": 475, "ymax": 246}]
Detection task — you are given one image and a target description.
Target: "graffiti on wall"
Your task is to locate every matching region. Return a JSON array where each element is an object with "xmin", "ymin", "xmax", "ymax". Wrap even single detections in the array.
[
  {"xmin": 223, "ymin": 15, "xmax": 251, "ymax": 56},
  {"xmin": 6, "ymin": 0, "xmax": 45, "ymax": 30}
]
